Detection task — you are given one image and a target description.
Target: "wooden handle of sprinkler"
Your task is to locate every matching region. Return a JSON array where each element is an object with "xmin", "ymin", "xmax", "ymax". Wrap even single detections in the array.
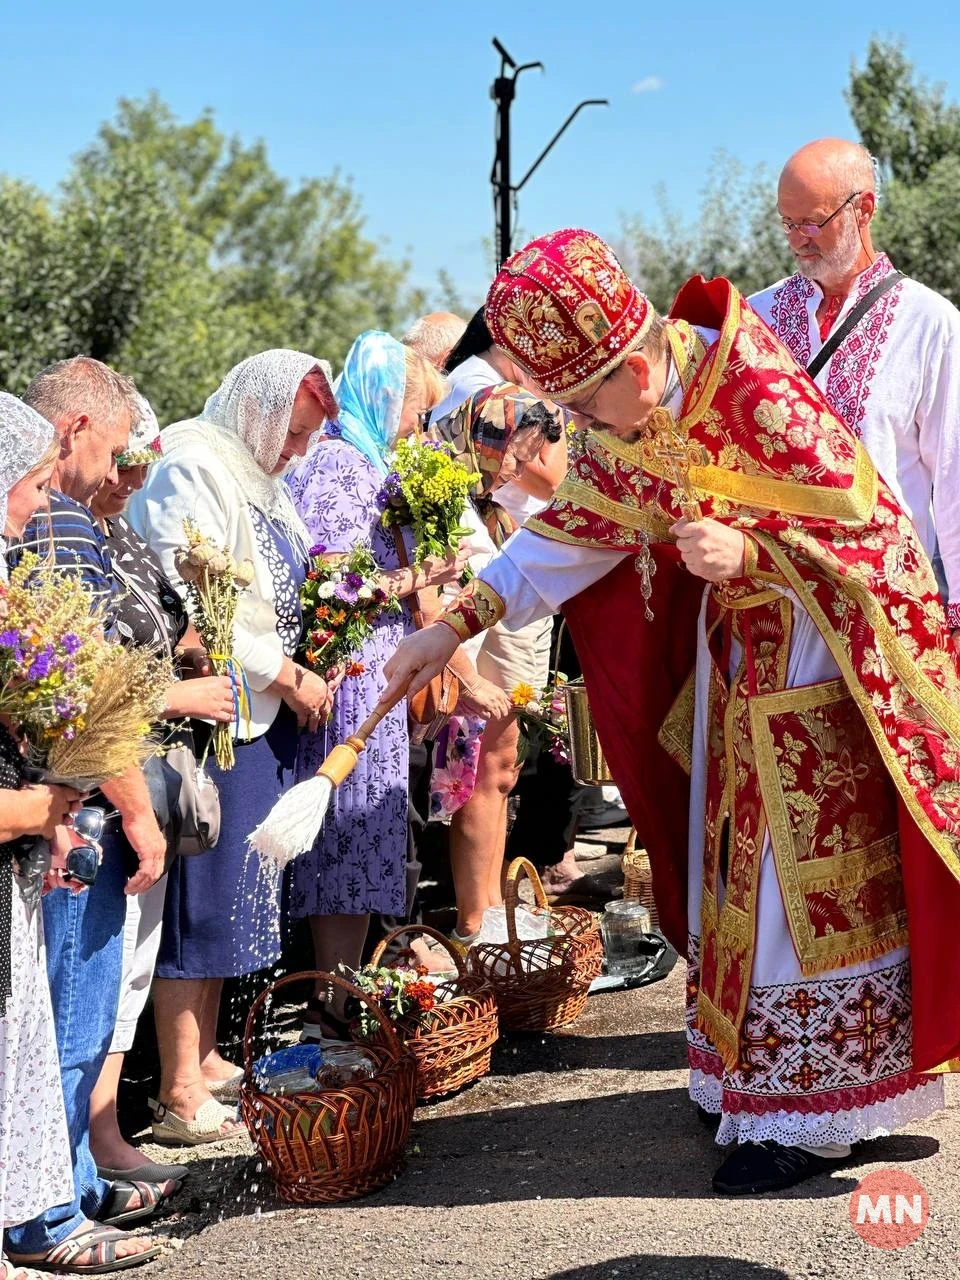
[{"xmin": 315, "ymin": 677, "xmax": 413, "ymax": 787}]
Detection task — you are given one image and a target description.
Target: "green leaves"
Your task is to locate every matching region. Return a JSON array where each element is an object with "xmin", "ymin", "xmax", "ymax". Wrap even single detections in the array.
[{"xmin": 0, "ymin": 94, "xmax": 420, "ymax": 418}]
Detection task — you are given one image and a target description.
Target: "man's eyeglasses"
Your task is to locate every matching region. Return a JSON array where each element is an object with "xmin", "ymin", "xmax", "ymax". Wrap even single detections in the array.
[{"xmin": 780, "ymin": 192, "xmax": 861, "ymax": 238}]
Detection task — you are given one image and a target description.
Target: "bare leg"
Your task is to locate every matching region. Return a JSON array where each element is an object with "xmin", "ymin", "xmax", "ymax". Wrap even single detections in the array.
[
  {"xmin": 195, "ymin": 978, "xmax": 240, "ymax": 1081},
  {"xmin": 89, "ymin": 1051, "xmax": 144, "ymax": 1173},
  {"xmin": 153, "ymin": 976, "xmax": 241, "ymax": 1133},
  {"xmin": 306, "ymin": 914, "xmax": 371, "ymax": 1021},
  {"xmin": 450, "ymin": 716, "xmax": 520, "ymax": 937}
]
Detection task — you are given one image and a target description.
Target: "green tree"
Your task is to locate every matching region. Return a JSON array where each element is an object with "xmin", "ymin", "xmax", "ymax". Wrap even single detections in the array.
[
  {"xmin": 848, "ymin": 39, "xmax": 960, "ymax": 303},
  {"xmin": 0, "ymin": 95, "xmax": 423, "ymax": 419},
  {"xmin": 617, "ymin": 154, "xmax": 794, "ymax": 311}
]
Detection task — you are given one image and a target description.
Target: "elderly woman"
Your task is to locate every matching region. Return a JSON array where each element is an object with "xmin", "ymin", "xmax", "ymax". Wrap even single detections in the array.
[
  {"xmin": 0, "ymin": 394, "xmax": 88, "ymax": 1277},
  {"xmin": 286, "ymin": 332, "xmax": 470, "ymax": 1036},
  {"xmin": 429, "ymin": 385, "xmax": 564, "ymax": 943},
  {"xmin": 85, "ymin": 399, "xmax": 238, "ymax": 1190},
  {"xmin": 128, "ymin": 351, "xmax": 338, "ymax": 1143}
]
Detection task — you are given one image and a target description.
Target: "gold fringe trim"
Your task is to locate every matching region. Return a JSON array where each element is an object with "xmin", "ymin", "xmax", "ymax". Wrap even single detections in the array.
[
  {"xmin": 695, "ymin": 993, "xmax": 741, "ymax": 1074},
  {"xmin": 796, "ymin": 929, "xmax": 909, "ymax": 979}
]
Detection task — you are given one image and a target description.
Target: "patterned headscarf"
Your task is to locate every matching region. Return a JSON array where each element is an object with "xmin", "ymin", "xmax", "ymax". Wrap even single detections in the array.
[
  {"xmin": 0, "ymin": 392, "xmax": 56, "ymax": 575},
  {"xmin": 162, "ymin": 349, "xmax": 335, "ymax": 555},
  {"xmin": 332, "ymin": 331, "xmax": 406, "ymax": 475},
  {"xmin": 434, "ymin": 383, "xmax": 554, "ymax": 547}
]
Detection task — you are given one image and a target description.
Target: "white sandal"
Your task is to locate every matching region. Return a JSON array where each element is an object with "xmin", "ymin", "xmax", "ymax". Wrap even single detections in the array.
[{"xmin": 149, "ymin": 1096, "xmax": 245, "ymax": 1147}]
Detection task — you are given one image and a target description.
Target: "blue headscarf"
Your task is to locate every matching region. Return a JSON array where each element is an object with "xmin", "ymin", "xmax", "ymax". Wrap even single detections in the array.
[{"xmin": 332, "ymin": 331, "xmax": 406, "ymax": 475}]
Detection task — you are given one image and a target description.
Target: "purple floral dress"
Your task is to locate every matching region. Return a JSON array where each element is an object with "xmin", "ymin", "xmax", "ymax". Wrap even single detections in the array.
[{"xmin": 287, "ymin": 439, "xmax": 413, "ymax": 917}]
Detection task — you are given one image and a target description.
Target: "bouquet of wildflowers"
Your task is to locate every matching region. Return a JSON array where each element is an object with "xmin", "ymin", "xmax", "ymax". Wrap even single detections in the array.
[
  {"xmin": 175, "ymin": 520, "xmax": 255, "ymax": 770},
  {"xmin": 300, "ymin": 545, "xmax": 398, "ymax": 677},
  {"xmin": 344, "ymin": 961, "xmax": 438, "ymax": 1037},
  {"xmin": 0, "ymin": 554, "xmax": 105, "ymax": 748},
  {"xmin": 46, "ymin": 643, "xmax": 171, "ymax": 783},
  {"xmin": 378, "ymin": 438, "xmax": 478, "ymax": 564},
  {"xmin": 511, "ymin": 674, "xmax": 571, "ymax": 767},
  {"xmin": 0, "ymin": 554, "xmax": 170, "ymax": 785}
]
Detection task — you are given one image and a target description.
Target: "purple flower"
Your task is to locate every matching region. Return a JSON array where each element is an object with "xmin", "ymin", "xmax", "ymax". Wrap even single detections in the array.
[
  {"xmin": 373, "ymin": 587, "xmax": 388, "ymax": 604},
  {"xmin": 27, "ymin": 645, "xmax": 57, "ymax": 681},
  {"xmin": 309, "ymin": 544, "xmax": 327, "ymax": 557},
  {"xmin": 0, "ymin": 629, "xmax": 21, "ymax": 648},
  {"xmin": 345, "ymin": 571, "xmax": 364, "ymax": 590},
  {"xmin": 61, "ymin": 632, "xmax": 81, "ymax": 655},
  {"xmin": 333, "ymin": 582, "xmax": 358, "ymax": 605}
]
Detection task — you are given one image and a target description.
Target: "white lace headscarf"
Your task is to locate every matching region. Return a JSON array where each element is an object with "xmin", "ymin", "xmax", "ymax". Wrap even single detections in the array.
[
  {"xmin": 162, "ymin": 350, "xmax": 335, "ymax": 555},
  {"xmin": 0, "ymin": 392, "xmax": 56, "ymax": 580}
]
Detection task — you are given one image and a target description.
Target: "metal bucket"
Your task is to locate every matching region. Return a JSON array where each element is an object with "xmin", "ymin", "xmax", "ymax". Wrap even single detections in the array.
[{"xmin": 563, "ymin": 681, "xmax": 613, "ymax": 786}]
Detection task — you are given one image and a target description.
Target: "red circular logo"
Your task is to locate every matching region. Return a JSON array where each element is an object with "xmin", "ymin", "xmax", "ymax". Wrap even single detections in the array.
[{"xmin": 849, "ymin": 1169, "xmax": 929, "ymax": 1249}]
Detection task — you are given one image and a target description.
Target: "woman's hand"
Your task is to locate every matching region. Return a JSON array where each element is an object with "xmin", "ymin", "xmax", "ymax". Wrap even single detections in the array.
[
  {"xmin": 326, "ymin": 665, "xmax": 346, "ymax": 697},
  {"xmin": 420, "ymin": 545, "xmax": 472, "ymax": 588},
  {"xmin": 19, "ymin": 784, "xmax": 84, "ymax": 842},
  {"xmin": 671, "ymin": 518, "xmax": 746, "ymax": 583},
  {"xmin": 457, "ymin": 677, "xmax": 513, "ymax": 721},
  {"xmin": 272, "ymin": 658, "xmax": 332, "ymax": 733},
  {"xmin": 176, "ymin": 647, "xmax": 214, "ymax": 678},
  {"xmin": 382, "ymin": 624, "xmax": 460, "ymax": 705},
  {"xmin": 163, "ymin": 675, "xmax": 236, "ymax": 723}
]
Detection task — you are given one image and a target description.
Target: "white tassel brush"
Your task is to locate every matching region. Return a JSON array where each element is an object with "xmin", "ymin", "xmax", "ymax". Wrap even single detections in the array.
[{"xmin": 249, "ymin": 682, "xmax": 407, "ymax": 871}]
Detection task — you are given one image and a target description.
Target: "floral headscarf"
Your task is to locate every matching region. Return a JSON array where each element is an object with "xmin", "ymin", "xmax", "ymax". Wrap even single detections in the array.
[
  {"xmin": 332, "ymin": 331, "xmax": 406, "ymax": 475},
  {"xmin": 0, "ymin": 392, "xmax": 56, "ymax": 574},
  {"xmin": 434, "ymin": 382, "xmax": 556, "ymax": 547}
]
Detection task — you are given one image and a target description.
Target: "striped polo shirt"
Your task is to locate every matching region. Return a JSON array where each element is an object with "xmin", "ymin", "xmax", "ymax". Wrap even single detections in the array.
[{"xmin": 8, "ymin": 490, "xmax": 119, "ymax": 624}]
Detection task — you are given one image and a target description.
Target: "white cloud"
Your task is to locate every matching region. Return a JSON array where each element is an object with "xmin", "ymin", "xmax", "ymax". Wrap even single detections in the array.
[{"xmin": 631, "ymin": 76, "xmax": 664, "ymax": 95}]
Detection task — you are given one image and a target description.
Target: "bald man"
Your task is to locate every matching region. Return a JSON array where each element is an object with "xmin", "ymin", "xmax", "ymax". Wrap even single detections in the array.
[
  {"xmin": 401, "ymin": 311, "xmax": 468, "ymax": 369},
  {"xmin": 751, "ymin": 138, "xmax": 960, "ymax": 641}
]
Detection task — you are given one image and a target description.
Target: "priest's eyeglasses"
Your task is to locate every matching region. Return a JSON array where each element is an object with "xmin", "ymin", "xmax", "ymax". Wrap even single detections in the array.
[{"xmin": 779, "ymin": 192, "xmax": 861, "ymax": 238}]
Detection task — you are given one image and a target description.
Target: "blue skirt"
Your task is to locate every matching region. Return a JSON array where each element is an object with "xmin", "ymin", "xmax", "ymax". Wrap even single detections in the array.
[{"xmin": 155, "ymin": 710, "xmax": 297, "ymax": 980}]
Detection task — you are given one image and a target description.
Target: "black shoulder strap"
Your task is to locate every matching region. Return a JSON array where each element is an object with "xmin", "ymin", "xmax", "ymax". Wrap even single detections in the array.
[{"xmin": 807, "ymin": 271, "xmax": 903, "ymax": 380}]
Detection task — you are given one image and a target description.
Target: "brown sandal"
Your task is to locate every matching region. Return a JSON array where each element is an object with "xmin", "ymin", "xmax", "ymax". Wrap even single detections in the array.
[{"xmin": 7, "ymin": 1226, "xmax": 161, "ymax": 1275}]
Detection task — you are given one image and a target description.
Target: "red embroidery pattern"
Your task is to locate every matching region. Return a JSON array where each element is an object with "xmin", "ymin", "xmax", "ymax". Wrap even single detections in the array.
[
  {"xmin": 686, "ymin": 938, "xmax": 933, "ymax": 1116},
  {"xmin": 768, "ymin": 274, "xmax": 815, "ymax": 367},
  {"xmin": 767, "ymin": 256, "xmax": 904, "ymax": 437},
  {"xmin": 824, "ymin": 255, "xmax": 903, "ymax": 435},
  {"xmin": 947, "ymin": 602, "xmax": 960, "ymax": 630}
]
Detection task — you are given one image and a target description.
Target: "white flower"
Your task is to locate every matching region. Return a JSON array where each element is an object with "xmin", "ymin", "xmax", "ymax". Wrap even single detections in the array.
[
  {"xmin": 317, "ymin": 581, "xmax": 336, "ymax": 599},
  {"xmin": 357, "ymin": 586, "xmax": 373, "ymax": 600}
]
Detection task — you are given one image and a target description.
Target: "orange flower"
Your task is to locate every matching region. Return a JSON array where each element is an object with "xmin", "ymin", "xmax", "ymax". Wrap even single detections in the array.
[
  {"xmin": 511, "ymin": 681, "xmax": 536, "ymax": 707},
  {"xmin": 314, "ymin": 605, "xmax": 330, "ymax": 621},
  {"xmin": 345, "ymin": 661, "xmax": 366, "ymax": 677}
]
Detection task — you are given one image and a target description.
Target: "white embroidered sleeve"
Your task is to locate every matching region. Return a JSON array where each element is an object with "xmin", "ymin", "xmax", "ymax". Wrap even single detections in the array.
[{"xmin": 481, "ymin": 528, "xmax": 627, "ymax": 629}]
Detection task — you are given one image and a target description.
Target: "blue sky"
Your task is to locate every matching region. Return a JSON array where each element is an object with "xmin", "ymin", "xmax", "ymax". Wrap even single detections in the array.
[{"xmin": 3, "ymin": 2, "xmax": 960, "ymax": 304}]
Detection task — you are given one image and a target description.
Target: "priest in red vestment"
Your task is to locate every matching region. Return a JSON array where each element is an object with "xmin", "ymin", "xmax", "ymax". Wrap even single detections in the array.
[{"xmin": 384, "ymin": 228, "xmax": 960, "ymax": 1195}]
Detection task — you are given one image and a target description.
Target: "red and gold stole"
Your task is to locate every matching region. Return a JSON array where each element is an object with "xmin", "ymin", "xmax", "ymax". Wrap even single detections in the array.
[{"xmin": 523, "ymin": 276, "xmax": 960, "ymax": 1072}]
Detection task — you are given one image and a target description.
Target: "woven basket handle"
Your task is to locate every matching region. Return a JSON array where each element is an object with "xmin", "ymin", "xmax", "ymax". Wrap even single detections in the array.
[
  {"xmin": 503, "ymin": 856, "xmax": 550, "ymax": 948},
  {"xmin": 242, "ymin": 969, "xmax": 404, "ymax": 1081},
  {"xmin": 368, "ymin": 924, "xmax": 467, "ymax": 979}
]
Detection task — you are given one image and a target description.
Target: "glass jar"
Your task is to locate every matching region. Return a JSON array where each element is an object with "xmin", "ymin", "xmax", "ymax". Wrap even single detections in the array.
[{"xmin": 600, "ymin": 899, "xmax": 653, "ymax": 977}]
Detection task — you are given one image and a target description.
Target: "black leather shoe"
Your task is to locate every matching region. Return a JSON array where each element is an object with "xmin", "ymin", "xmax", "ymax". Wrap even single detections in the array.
[{"xmin": 712, "ymin": 1141, "xmax": 849, "ymax": 1195}]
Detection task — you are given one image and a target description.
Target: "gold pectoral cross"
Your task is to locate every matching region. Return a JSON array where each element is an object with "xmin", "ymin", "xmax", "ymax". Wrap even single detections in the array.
[{"xmin": 643, "ymin": 408, "xmax": 708, "ymax": 523}]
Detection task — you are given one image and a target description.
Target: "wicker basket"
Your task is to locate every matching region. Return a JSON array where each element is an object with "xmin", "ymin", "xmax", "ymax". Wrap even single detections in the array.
[
  {"xmin": 366, "ymin": 926, "xmax": 500, "ymax": 1100},
  {"xmin": 468, "ymin": 857, "xmax": 604, "ymax": 1032},
  {"xmin": 240, "ymin": 970, "xmax": 417, "ymax": 1204},
  {"xmin": 621, "ymin": 828, "xmax": 659, "ymax": 930}
]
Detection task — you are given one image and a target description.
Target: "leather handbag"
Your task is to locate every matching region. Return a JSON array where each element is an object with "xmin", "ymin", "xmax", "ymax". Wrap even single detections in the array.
[{"xmin": 390, "ymin": 527, "xmax": 460, "ymax": 728}]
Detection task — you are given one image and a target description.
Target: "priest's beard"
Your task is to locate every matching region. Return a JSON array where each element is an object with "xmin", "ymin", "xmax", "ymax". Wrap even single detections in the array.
[{"xmin": 794, "ymin": 216, "xmax": 862, "ymax": 292}]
